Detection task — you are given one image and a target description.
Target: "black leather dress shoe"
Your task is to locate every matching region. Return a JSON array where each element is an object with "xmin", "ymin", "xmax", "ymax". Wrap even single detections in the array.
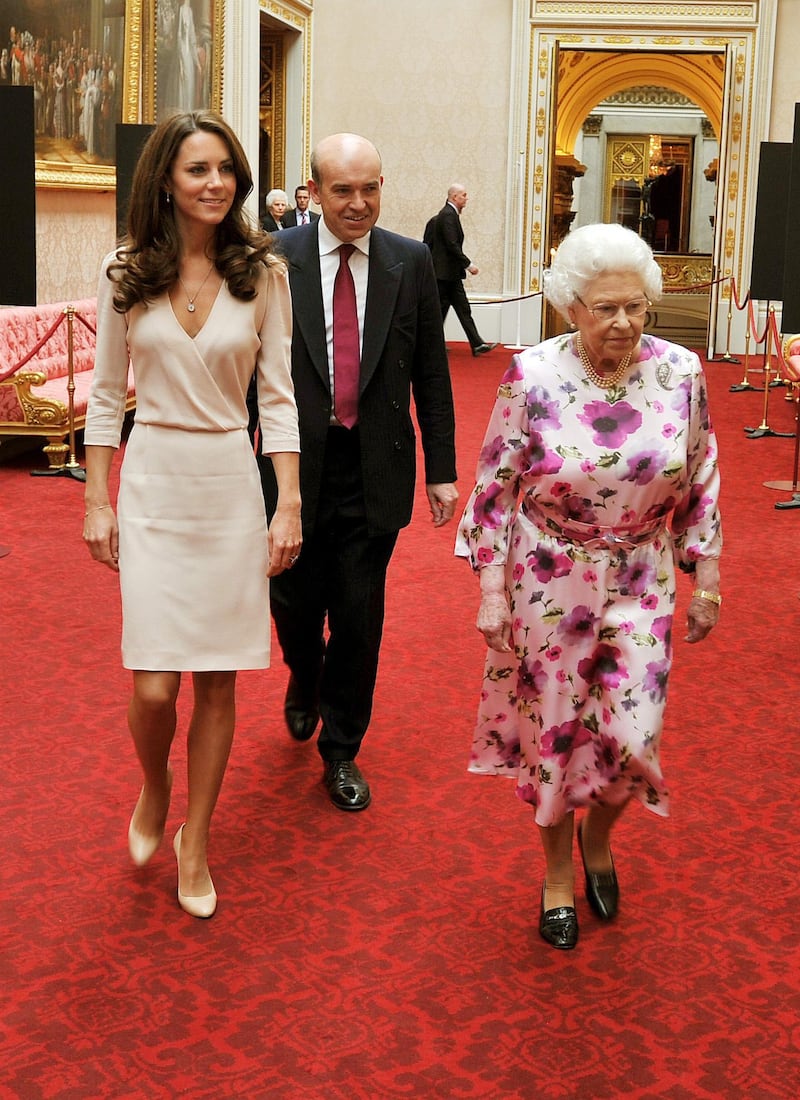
[
  {"xmin": 539, "ymin": 886, "xmax": 578, "ymax": 950},
  {"xmin": 322, "ymin": 760, "xmax": 371, "ymax": 811},
  {"xmin": 578, "ymin": 820, "xmax": 619, "ymax": 921},
  {"xmin": 472, "ymin": 342, "xmax": 499, "ymax": 357},
  {"xmin": 284, "ymin": 675, "xmax": 319, "ymax": 742}
]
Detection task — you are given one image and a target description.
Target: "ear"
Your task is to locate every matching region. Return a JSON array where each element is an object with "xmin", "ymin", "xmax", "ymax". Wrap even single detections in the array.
[
  {"xmin": 566, "ymin": 305, "xmax": 577, "ymax": 327},
  {"xmin": 308, "ymin": 179, "xmax": 322, "ymax": 205}
]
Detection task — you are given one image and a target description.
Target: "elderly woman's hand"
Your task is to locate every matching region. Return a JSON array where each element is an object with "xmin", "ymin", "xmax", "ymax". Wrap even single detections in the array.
[
  {"xmin": 477, "ymin": 564, "xmax": 512, "ymax": 651},
  {"xmin": 478, "ymin": 591, "xmax": 512, "ymax": 651},
  {"xmin": 685, "ymin": 594, "xmax": 720, "ymax": 643}
]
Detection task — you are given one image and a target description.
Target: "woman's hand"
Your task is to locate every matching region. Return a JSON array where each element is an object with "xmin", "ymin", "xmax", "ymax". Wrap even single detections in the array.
[
  {"xmin": 83, "ymin": 504, "xmax": 119, "ymax": 572},
  {"xmin": 685, "ymin": 559, "xmax": 721, "ymax": 643},
  {"xmin": 685, "ymin": 595, "xmax": 719, "ymax": 643},
  {"xmin": 267, "ymin": 506, "xmax": 302, "ymax": 577},
  {"xmin": 478, "ymin": 591, "xmax": 512, "ymax": 652}
]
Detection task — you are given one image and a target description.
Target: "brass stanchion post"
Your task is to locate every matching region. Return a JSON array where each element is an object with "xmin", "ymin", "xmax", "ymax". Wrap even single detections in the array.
[
  {"xmin": 730, "ymin": 299, "xmax": 762, "ymax": 393},
  {"xmin": 745, "ymin": 304, "xmax": 794, "ymax": 439},
  {"xmin": 711, "ymin": 280, "xmax": 741, "ymax": 363},
  {"xmin": 31, "ymin": 305, "xmax": 87, "ymax": 482}
]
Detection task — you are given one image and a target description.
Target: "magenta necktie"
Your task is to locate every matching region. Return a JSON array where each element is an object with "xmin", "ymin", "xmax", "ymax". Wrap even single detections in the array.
[{"xmin": 332, "ymin": 244, "xmax": 359, "ymax": 429}]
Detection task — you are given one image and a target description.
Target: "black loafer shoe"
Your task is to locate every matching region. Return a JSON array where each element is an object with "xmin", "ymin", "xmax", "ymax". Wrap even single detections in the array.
[
  {"xmin": 323, "ymin": 760, "xmax": 371, "ymax": 811},
  {"xmin": 578, "ymin": 821, "xmax": 619, "ymax": 921},
  {"xmin": 539, "ymin": 886, "xmax": 578, "ymax": 950},
  {"xmin": 472, "ymin": 342, "xmax": 499, "ymax": 357},
  {"xmin": 284, "ymin": 674, "xmax": 319, "ymax": 742}
]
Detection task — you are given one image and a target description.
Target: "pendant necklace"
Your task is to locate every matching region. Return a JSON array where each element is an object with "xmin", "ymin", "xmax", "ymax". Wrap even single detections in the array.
[
  {"xmin": 178, "ymin": 261, "xmax": 215, "ymax": 313},
  {"xmin": 575, "ymin": 332, "xmax": 632, "ymax": 389}
]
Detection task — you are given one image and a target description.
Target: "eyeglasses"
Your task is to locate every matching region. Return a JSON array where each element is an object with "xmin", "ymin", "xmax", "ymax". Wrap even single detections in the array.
[{"xmin": 576, "ymin": 296, "xmax": 650, "ymax": 322}]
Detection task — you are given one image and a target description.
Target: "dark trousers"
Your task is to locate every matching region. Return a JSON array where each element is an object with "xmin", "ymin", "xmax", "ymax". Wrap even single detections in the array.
[
  {"xmin": 269, "ymin": 426, "xmax": 398, "ymax": 762},
  {"xmin": 437, "ymin": 277, "xmax": 483, "ymax": 349}
]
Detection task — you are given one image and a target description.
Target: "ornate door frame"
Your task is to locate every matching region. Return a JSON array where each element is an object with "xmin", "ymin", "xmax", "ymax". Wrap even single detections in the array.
[{"xmin": 511, "ymin": 1, "xmax": 778, "ymax": 351}]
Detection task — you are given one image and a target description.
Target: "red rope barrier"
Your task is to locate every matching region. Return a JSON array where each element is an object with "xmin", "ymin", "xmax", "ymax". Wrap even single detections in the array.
[
  {"xmin": 769, "ymin": 310, "xmax": 784, "ymax": 362},
  {"xmin": 72, "ymin": 309, "xmax": 96, "ymax": 338},
  {"xmin": 0, "ymin": 306, "xmax": 96, "ymax": 384},
  {"xmin": 729, "ymin": 276, "xmax": 750, "ymax": 312},
  {"xmin": 747, "ymin": 299, "xmax": 769, "ymax": 345},
  {"xmin": 0, "ymin": 311, "xmax": 67, "ymax": 383}
]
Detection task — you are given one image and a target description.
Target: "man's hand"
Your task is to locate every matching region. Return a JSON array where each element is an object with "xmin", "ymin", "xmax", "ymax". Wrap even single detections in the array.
[{"xmin": 426, "ymin": 483, "xmax": 459, "ymax": 527}]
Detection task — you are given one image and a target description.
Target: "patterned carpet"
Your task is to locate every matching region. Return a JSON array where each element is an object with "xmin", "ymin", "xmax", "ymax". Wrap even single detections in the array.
[{"xmin": 1, "ymin": 344, "xmax": 799, "ymax": 1099}]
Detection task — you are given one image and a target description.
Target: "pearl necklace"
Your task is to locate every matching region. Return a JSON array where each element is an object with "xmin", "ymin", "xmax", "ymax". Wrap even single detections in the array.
[
  {"xmin": 177, "ymin": 261, "xmax": 216, "ymax": 313},
  {"xmin": 576, "ymin": 332, "xmax": 632, "ymax": 389}
]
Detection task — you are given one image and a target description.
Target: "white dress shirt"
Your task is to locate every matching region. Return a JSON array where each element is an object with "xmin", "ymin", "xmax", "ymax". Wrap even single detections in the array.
[{"xmin": 317, "ymin": 217, "xmax": 370, "ymax": 414}]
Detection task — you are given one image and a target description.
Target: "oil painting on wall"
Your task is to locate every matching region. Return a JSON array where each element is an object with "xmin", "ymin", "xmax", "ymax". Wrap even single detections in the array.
[{"xmin": 0, "ymin": 0, "xmax": 130, "ymax": 188}]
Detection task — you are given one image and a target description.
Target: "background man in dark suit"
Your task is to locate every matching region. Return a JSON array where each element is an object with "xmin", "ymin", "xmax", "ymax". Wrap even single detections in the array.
[
  {"xmin": 424, "ymin": 184, "xmax": 497, "ymax": 356},
  {"xmin": 281, "ymin": 185, "xmax": 320, "ymax": 228},
  {"xmin": 255, "ymin": 133, "xmax": 458, "ymax": 811}
]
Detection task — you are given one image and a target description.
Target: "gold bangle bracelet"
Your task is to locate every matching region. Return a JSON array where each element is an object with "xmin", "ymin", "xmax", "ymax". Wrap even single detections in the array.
[{"xmin": 693, "ymin": 589, "xmax": 721, "ymax": 605}]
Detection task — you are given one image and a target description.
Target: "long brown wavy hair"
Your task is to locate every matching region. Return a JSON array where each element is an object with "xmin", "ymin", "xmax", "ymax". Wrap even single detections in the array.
[{"xmin": 109, "ymin": 111, "xmax": 283, "ymax": 312}]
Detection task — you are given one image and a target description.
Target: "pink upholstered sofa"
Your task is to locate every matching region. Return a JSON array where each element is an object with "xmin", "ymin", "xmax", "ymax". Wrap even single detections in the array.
[
  {"xmin": 0, "ymin": 299, "xmax": 135, "ymax": 467},
  {"xmin": 782, "ymin": 333, "xmax": 800, "ymax": 383}
]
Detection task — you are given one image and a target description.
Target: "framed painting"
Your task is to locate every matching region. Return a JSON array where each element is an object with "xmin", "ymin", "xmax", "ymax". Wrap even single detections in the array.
[
  {"xmin": 145, "ymin": 0, "xmax": 224, "ymax": 122},
  {"xmin": 0, "ymin": 0, "xmax": 143, "ymax": 189}
]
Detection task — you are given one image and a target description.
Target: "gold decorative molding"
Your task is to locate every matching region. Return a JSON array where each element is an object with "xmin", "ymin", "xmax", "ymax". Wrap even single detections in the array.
[
  {"xmin": 537, "ymin": 108, "xmax": 546, "ymax": 138},
  {"xmin": 532, "ymin": 2, "xmax": 757, "ymax": 17},
  {"xmin": 262, "ymin": 0, "xmax": 312, "ymax": 30},
  {"xmin": 657, "ymin": 255, "xmax": 714, "ymax": 292}
]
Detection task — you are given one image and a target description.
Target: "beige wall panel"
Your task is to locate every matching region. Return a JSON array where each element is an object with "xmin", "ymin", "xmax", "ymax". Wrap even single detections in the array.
[
  {"xmin": 36, "ymin": 192, "xmax": 117, "ymax": 304},
  {"xmin": 770, "ymin": 1, "xmax": 800, "ymax": 141},
  {"xmin": 310, "ymin": 0, "xmax": 513, "ymax": 297}
]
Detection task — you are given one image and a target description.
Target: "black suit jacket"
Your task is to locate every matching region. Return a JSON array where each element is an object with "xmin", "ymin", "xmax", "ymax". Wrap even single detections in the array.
[
  {"xmin": 281, "ymin": 208, "xmax": 320, "ymax": 229},
  {"xmin": 263, "ymin": 223, "xmax": 456, "ymax": 538},
  {"xmin": 261, "ymin": 213, "xmax": 284, "ymax": 233},
  {"xmin": 428, "ymin": 203, "xmax": 471, "ymax": 281}
]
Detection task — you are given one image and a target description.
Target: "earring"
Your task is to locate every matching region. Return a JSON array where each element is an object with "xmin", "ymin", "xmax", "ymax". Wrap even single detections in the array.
[{"xmin": 165, "ymin": 192, "xmax": 171, "ymax": 205}]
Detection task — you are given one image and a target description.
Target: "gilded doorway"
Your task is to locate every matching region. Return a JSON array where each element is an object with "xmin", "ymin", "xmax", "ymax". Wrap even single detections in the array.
[{"xmin": 522, "ymin": 2, "xmax": 776, "ymax": 354}]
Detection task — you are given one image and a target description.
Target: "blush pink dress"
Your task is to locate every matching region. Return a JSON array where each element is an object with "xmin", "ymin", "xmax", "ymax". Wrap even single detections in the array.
[{"xmin": 85, "ymin": 255, "xmax": 299, "ymax": 671}]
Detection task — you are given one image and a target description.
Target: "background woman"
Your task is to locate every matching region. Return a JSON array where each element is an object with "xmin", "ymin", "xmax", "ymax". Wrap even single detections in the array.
[
  {"xmin": 83, "ymin": 110, "xmax": 300, "ymax": 918},
  {"xmin": 261, "ymin": 188, "xmax": 289, "ymax": 232},
  {"xmin": 456, "ymin": 223, "xmax": 722, "ymax": 949}
]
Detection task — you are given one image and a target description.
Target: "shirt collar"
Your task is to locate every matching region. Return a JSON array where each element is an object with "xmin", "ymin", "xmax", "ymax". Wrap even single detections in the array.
[{"xmin": 318, "ymin": 217, "xmax": 371, "ymax": 258}]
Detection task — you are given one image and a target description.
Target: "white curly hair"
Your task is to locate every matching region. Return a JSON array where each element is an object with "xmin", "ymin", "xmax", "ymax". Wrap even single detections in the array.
[{"xmin": 543, "ymin": 223, "xmax": 662, "ymax": 319}]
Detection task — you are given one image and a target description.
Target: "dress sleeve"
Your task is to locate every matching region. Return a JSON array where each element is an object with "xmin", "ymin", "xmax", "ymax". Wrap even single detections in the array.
[
  {"xmin": 455, "ymin": 353, "xmax": 530, "ymax": 570},
  {"xmin": 84, "ymin": 253, "xmax": 130, "ymax": 448},
  {"xmin": 256, "ymin": 263, "xmax": 300, "ymax": 455},
  {"xmin": 670, "ymin": 353, "xmax": 722, "ymax": 568}
]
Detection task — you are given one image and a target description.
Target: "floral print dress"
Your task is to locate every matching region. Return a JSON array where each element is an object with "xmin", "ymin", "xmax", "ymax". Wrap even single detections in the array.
[{"xmin": 455, "ymin": 332, "xmax": 722, "ymax": 826}]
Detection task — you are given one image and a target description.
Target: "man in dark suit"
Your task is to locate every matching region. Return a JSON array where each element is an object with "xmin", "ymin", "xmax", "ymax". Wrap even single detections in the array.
[
  {"xmin": 255, "ymin": 133, "xmax": 458, "ymax": 811},
  {"xmin": 425, "ymin": 184, "xmax": 497, "ymax": 356},
  {"xmin": 281, "ymin": 185, "xmax": 320, "ymax": 228}
]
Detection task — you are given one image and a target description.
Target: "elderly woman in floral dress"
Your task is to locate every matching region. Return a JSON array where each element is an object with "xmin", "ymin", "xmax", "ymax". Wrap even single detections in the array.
[{"xmin": 456, "ymin": 223, "xmax": 722, "ymax": 950}]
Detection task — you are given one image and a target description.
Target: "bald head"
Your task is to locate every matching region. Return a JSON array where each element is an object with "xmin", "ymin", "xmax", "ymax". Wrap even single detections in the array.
[
  {"xmin": 310, "ymin": 133, "xmax": 382, "ymax": 187},
  {"xmin": 308, "ymin": 133, "xmax": 384, "ymax": 243},
  {"xmin": 448, "ymin": 184, "xmax": 468, "ymax": 211}
]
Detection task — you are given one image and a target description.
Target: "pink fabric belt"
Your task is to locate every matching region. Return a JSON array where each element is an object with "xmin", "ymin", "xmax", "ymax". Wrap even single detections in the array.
[{"xmin": 524, "ymin": 506, "xmax": 666, "ymax": 552}]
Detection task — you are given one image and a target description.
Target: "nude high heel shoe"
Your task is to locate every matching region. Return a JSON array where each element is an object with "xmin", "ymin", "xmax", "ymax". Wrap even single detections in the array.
[
  {"xmin": 173, "ymin": 824, "xmax": 217, "ymax": 919},
  {"xmin": 128, "ymin": 769, "xmax": 173, "ymax": 867}
]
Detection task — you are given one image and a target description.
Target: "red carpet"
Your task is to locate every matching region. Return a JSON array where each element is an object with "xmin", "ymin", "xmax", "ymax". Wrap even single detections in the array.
[{"xmin": 1, "ymin": 344, "xmax": 799, "ymax": 1099}]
